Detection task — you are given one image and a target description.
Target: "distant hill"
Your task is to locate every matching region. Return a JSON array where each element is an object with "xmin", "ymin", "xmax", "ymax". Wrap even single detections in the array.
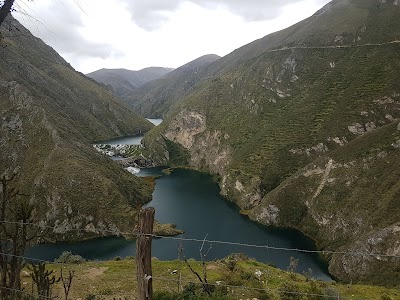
[
  {"xmin": 122, "ymin": 54, "xmax": 221, "ymax": 118},
  {"xmin": 86, "ymin": 67, "xmax": 173, "ymax": 97},
  {"xmin": 142, "ymin": 0, "xmax": 400, "ymax": 285},
  {"xmin": 0, "ymin": 16, "xmax": 154, "ymax": 240}
]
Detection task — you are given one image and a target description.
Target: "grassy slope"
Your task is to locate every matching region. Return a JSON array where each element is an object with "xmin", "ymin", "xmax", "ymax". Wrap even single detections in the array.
[
  {"xmin": 122, "ymin": 55, "xmax": 221, "ymax": 118},
  {"xmin": 142, "ymin": 0, "xmax": 400, "ymax": 285},
  {"xmin": 21, "ymin": 257, "xmax": 400, "ymax": 300},
  {"xmin": 0, "ymin": 17, "xmax": 154, "ymax": 239},
  {"xmin": 86, "ymin": 67, "xmax": 173, "ymax": 97}
]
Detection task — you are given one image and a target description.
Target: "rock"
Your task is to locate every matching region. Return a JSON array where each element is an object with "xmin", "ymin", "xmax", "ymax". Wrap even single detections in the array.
[
  {"xmin": 348, "ymin": 123, "xmax": 365, "ymax": 135},
  {"xmin": 164, "ymin": 110, "xmax": 207, "ymax": 149},
  {"xmin": 256, "ymin": 205, "xmax": 279, "ymax": 224},
  {"xmin": 21, "ymin": 270, "xmax": 30, "ymax": 278}
]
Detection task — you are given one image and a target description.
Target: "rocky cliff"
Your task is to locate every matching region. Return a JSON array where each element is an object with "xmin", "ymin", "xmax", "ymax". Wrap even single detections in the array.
[{"xmin": 142, "ymin": 0, "xmax": 400, "ymax": 285}]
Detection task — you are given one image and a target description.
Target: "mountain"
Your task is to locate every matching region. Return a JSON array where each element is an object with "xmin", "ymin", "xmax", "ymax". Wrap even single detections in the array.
[
  {"xmin": 141, "ymin": 0, "xmax": 400, "ymax": 285},
  {"xmin": 122, "ymin": 54, "xmax": 221, "ymax": 118},
  {"xmin": 86, "ymin": 67, "xmax": 173, "ymax": 97},
  {"xmin": 0, "ymin": 16, "xmax": 154, "ymax": 240}
]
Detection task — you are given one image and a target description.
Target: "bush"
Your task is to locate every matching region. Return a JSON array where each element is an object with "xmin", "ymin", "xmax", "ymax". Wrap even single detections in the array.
[
  {"xmin": 154, "ymin": 291, "xmax": 180, "ymax": 300},
  {"xmin": 85, "ymin": 294, "xmax": 97, "ymax": 300},
  {"xmin": 306, "ymin": 281, "xmax": 324, "ymax": 300},
  {"xmin": 225, "ymin": 258, "xmax": 237, "ymax": 272},
  {"xmin": 323, "ymin": 286, "xmax": 341, "ymax": 299},
  {"xmin": 279, "ymin": 281, "xmax": 302, "ymax": 300},
  {"xmin": 55, "ymin": 251, "xmax": 86, "ymax": 264}
]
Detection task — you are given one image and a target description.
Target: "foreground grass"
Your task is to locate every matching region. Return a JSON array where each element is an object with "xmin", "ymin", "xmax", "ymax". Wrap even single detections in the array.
[{"xmin": 20, "ymin": 256, "xmax": 400, "ymax": 300}]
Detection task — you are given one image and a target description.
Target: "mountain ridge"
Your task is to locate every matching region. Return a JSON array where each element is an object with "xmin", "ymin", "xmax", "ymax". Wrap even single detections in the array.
[
  {"xmin": 86, "ymin": 66, "xmax": 173, "ymax": 97},
  {"xmin": 140, "ymin": 0, "xmax": 400, "ymax": 285},
  {"xmin": 0, "ymin": 16, "xmax": 154, "ymax": 240},
  {"xmin": 122, "ymin": 54, "xmax": 221, "ymax": 118}
]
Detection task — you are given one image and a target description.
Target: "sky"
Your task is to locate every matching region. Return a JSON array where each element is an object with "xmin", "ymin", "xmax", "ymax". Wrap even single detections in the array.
[{"xmin": 13, "ymin": 0, "xmax": 331, "ymax": 74}]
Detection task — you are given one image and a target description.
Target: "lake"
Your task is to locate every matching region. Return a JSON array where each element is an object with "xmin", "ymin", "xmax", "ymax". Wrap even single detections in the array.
[
  {"xmin": 27, "ymin": 167, "xmax": 331, "ymax": 280},
  {"xmin": 92, "ymin": 119, "xmax": 163, "ymax": 145}
]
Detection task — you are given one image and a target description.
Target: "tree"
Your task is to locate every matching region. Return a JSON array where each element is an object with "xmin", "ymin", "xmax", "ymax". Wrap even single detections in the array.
[
  {"xmin": 28, "ymin": 262, "xmax": 58, "ymax": 300},
  {"xmin": 0, "ymin": 0, "xmax": 15, "ymax": 27},
  {"xmin": 179, "ymin": 237, "xmax": 213, "ymax": 297},
  {"xmin": 60, "ymin": 268, "xmax": 75, "ymax": 300},
  {"xmin": 0, "ymin": 172, "xmax": 42, "ymax": 299}
]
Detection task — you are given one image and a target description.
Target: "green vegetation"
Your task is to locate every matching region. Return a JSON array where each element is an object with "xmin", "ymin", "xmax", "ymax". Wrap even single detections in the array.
[
  {"xmin": 134, "ymin": 0, "xmax": 400, "ymax": 285},
  {"xmin": 122, "ymin": 54, "xmax": 221, "ymax": 118},
  {"xmin": 17, "ymin": 256, "xmax": 400, "ymax": 300},
  {"xmin": 164, "ymin": 138, "xmax": 190, "ymax": 166},
  {"xmin": 86, "ymin": 67, "xmax": 173, "ymax": 97},
  {"xmin": 0, "ymin": 17, "xmax": 154, "ymax": 241},
  {"xmin": 54, "ymin": 251, "xmax": 86, "ymax": 264}
]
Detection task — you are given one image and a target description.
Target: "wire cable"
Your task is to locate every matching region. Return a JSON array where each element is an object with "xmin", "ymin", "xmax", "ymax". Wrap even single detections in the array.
[{"xmin": 1, "ymin": 220, "xmax": 399, "ymax": 259}]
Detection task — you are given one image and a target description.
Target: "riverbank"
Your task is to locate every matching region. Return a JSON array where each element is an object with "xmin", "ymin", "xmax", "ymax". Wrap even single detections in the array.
[{"xmin": 21, "ymin": 255, "xmax": 399, "ymax": 300}]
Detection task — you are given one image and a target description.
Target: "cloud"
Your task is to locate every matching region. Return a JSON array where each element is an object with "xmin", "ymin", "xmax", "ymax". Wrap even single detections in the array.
[
  {"xmin": 124, "ymin": 0, "xmax": 182, "ymax": 30},
  {"xmin": 121, "ymin": 0, "xmax": 314, "ymax": 30},
  {"xmin": 14, "ymin": 0, "xmax": 121, "ymax": 59},
  {"xmin": 13, "ymin": 0, "xmax": 331, "ymax": 73}
]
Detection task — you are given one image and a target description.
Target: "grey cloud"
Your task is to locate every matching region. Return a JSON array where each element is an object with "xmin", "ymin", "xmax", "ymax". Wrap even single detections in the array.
[
  {"xmin": 125, "ymin": 0, "xmax": 182, "ymax": 31},
  {"xmin": 17, "ymin": 1, "xmax": 121, "ymax": 59},
  {"xmin": 122, "ymin": 0, "xmax": 311, "ymax": 30}
]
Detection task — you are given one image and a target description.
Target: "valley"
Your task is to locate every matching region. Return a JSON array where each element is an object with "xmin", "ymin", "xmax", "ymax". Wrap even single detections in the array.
[
  {"xmin": 124, "ymin": 0, "xmax": 400, "ymax": 287},
  {"xmin": 1, "ymin": 0, "xmax": 399, "ymax": 298},
  {"xmin": 26, "ymin": 167, "xmax": 331, "ymax": 281}
]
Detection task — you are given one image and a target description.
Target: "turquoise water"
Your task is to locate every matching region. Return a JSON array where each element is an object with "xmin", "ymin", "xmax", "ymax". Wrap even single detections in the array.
[
  {"xmin": 27, "ymin": 168, "xmax": 331, "ymax": 280},
  {"xmin": 92, "ymin": 119, "xmax": 162, "ymax": 145}
]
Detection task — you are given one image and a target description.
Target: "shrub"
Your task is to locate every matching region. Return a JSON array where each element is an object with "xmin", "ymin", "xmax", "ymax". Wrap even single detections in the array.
[
  {"xmin": 323, "ymin": 286, "xmax": 341, "ymax": 299},
  {"xmin": 279, "ymin": 281, "xmax": 302, "ymax": 300},
  {"xmin": 85, "ymin": 294, "xmax": 97, "ymax": 300},
  {"xmin": 55, "ymin": 251, "xmax": 86, "ymax": 264}
]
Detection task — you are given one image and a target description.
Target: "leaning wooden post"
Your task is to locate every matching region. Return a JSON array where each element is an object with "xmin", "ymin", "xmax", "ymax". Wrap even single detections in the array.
[{"xmin": 136, "ymin": 207, "xmax": 155, "ymax": 300}]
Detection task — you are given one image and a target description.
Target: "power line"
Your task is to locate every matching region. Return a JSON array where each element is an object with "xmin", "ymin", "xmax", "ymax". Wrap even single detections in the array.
[
  {"xmin": 135, "ymin": 270, "xmax": 346, "ymax": 299},
  {"xmin": 1, "ymin": 220, "xmax": 399, "ymax": 259},
  {"xmin": 148, "ymin": 234, "xmax": 400, "ymax": 259},
  {"xmin": 0, "ymin": 265, "xmax": 345, "ymax": 300},
  {"xmin": 0, "ymin": 220, "xmax": 135, "ymax": 236},
  {"xmin": 0, "ymin": 252, "xmax": 66, "ymax": 266}
]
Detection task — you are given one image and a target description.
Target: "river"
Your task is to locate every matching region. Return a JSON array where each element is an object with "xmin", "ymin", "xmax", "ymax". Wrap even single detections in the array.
[{"xmin": 26, "ymin": 167, "xmax": 331, "ymax": 281}]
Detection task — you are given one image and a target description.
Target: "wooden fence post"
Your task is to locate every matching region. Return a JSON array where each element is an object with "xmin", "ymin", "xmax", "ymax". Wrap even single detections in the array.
[{"xmin": 136, "ymin": 207, "xmax": 155, "ymax": 300}]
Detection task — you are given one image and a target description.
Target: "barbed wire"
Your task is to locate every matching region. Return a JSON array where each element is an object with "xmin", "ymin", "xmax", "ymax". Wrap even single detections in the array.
[
  {"xmin": 1, "ymin": 220, "xmax": 400, "ymax": 259},
  {"xmin": 0, "ymin": 251, "xmax": 346, "ymax": 300},
  {"xmin": 151, "ymin": 275, "xmax": 345, "ymax": 299},
  {"xmin": 0, "ymin": 286, "xmax": 53, "ymax": 300}
]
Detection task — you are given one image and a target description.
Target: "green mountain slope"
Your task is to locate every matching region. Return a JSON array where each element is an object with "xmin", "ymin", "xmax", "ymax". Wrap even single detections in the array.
[
  {"xmin": 142, "ymin": 0, "xmax": 400, "ymax": 285},
  {"xmin": 0, "ymin": 16, "xmax": 154, "ymax": 240},
  {"xmin": 86, "ymin": 67, "xmax": 173, "ymax": 97},
  {"xmin": 122, "ymin": 54, "xmax": 221, "ymax": 118}
]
